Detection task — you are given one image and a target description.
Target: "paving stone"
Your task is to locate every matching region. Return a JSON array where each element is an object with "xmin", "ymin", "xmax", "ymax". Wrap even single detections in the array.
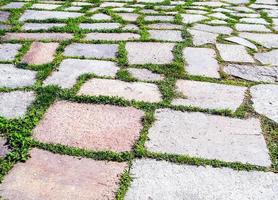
[
  {"xmin": 208, "ymin": 12, "xmax": 229, "ymax": 20},
  {"xmin": 125, "ymin": 159, "xmax": 278, "ymax": 200},
  {"xmin": 140, "ymin": 9, "xmax": 158, "ymax": 14},
  {"xmin": 100, "ymin": 2, "xmax": 125, "ymax": 7},
  {"xmin": 138, "ymin": 0, "xmax": 164, "ymax": 2},
  {"xmin": 232, "ymin": 13, "xmax": 260, "ymax": 18},
  {"xmin": 183, "ymin": 47, "xmax": 220, "ymax": 78},
  {"xmin": 146, "ymin": 109, "xmax": 271, "ymax": 166},
  {"xmin": 2, "ymin": 2, "xmax": 25, "ymax": 9},
  {"xmin": 188, "ymin": 29, "xmax": 218, "ymax": 45},
  {"xmin": 186, "ymin": 9, "xmax": 208, "ymax": 14},
  {"xmin": 0, "ymin": 24, "xmax": 10, "ymax": 30},
  {"xmin": 0, "ymin": 43, "xmax": 21, "ymax": 62},
  {"xmin": 85, "ymin": 33, "xmax": 140, "ymax": 41},
  {"xmin": 224, "ymin": 0, "xmax": 249, "ymax": 3},
  {"xmin": 193, "ymin": 1, "xmax": 228, "ymax": 7},
  {"xmin": 91, "ymin": 13, "xmax": 111, "ymax": 20},
  {"xmin": 78, "ymin": 78, "xmax": 162, "ymax": 103},
  {"xmin": 230, "ymin": 6, "xmax": 255, "ymax": 13},
  {"xmin": 225, "ymin": 36, "xmax": 257, "ymax": 50},
  {"xmin": 216, "ymin": 43, "xmax": 254, "ymax": 63},
  {"xmin": 181, "ymin": 14, "xmax": 208, "ymax": 24},
  {"xmin": 126, "ymin": 42, "xmax": 175, "ymax": 65},
  {"xmin": 235, "ymin": 24, "xmax": 271, "ymax": 32},
  {"xmin": 64, "ymin": 6, "xmax": 83, "ymax": 11},
  {"xmin": 240, "ymin": 18, "xmax": 269, "ymax": 25},
  {"xmin": 239, "ymin": 32, "xmax": 278, "ymax": 48},
  {"xmin": 256, "ymin": 0, "xmax": 277, "ymax": 4},
  {"xmin": 148, "ymin": 30, "xmax": 183, "ymax": 42},
  {"xmin": 0, "ymin": 11, "xmax": 9, "ymax": 22},
  {"xmin": 122, "ymin": 24, "xmax": 139, "ymax": 31},
  {"xmin": 145, "ymin": 15, "xmax": 174, "ymax": 22},
  {"xmin": 172, "ymin": 80, "xmax": 246, "ymax": 111},
  {"xmin": 22, "ymin": 23, "xmax": 65, "ymax": 30},
  {"xmin": 147, "ymin": 23, "xmax": 182, "ymax": 30},
  {"xmin": 250, "ymin": 4, "xmax": 277, "ymax": 9},
  {"xmin": 22, "ymin": 42, "xmax": 58, "ymax": 65},
  {"xmin": 19, "ymin": 10, "xmax": 82, "ymax": 21},
  {"xmin": 224, "ymin": 64, "xmax": 278, "ymax": 83},
  {"xmin": 112, "ymin": 7, "xmax": 135, "ymax": 12},
  {"xmin": 206, "ymin": 19, "xmax": 227, "ymax": 25},
  {"xmin": 0, "ymin": 91, "xmax": 35, "ymax": 119},
  {"xmin": 2, "ymin": 33, "xmax": 73, "ymax": 41},
  {"xmin": 44, "ymin": 59, "xmax": 119, "ymax": 89},
  {"xmin": 117, "ymin": 13, "xmax": 139, "ymax": 22},
  {"xmin": 254, "ymin": 50, "xmax": 278, "ymax": 66},
  {"xmin": 0, "ymin": 64, "xmax": 36, "ymax": 88},
  {"xmin": 64, "ymin": 43, "xmax": 118, "ymax": 59},
  {"xmin": 0, "ymin": 148, "xmax": 128, "ymax": 200},
  {"xmin": 31, "ymin": 3, "xmax": 61, "ymax": 10},
  {"xmin": 71, "ymin": 2, "xmax": 91, "ymax": 6},
  {"xmin": 0, "ymin": 137, "xmax": 10, "ymax": 158},
  {"xmin": 127, "ymin": 68, "xmax": 164, "ymax": 81},
  {"xmin": 192, "ymin": 24, "xmax": 233, "ymax": 34},
  {"xmin": 79, "ymin": 23, "xmax": 120, "ymax": 30},
  {"xmin": 33, "ymin": 101, "xmax": 144, "ymax": 151},
  {"xmin": 251, "ymin": 84, "xmax": 278, "ymax": 123}
]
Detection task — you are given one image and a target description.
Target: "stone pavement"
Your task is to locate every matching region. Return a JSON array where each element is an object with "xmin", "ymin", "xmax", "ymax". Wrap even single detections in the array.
[{"xmin": 0, "ymin": 0, "xmax": 277, "ymax": 199}]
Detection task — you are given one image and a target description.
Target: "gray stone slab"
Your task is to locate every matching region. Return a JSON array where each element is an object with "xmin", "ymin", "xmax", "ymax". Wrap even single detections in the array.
[
  {"xmin": 125, "ymin": 159, "xmax": 278, "ymax": 200},
  {"xmin": 206, "ymin": 19, "xmax": 227, "ymax": 25},
  {"xmin": 0, "ymin": 91, "xmax": 35, "ymax": 119},
  {"xmin": 235, "ymin": 24, "xmax": 271, "ymax": 32},
  {"xmin": 208, "ymin": 13, "xmax": 229, "ymax": 20},
  {"xmin": 100, "ymin": 2, "xmax": 125, "ymax": 7},
  {"xmin": 0, "ymin": 11, "xmax": 10, "ymax": 22},
  {"xmin": 254, "ymin": 50, "xmax": 278, "ymax": 66},
  {"xmin": 122, "ymin": 24, "xmax": 139, "ymax": 31},
  {"xmin": 181, "ymin": 14, "xmax": 208, "ymax": 24},
  {"xmin": 31, "ymin": 3, "xmax": 61, "ymax": 10},
  {"xmin": 239, "ymin": 33, "xmax": 278, "ymax": 48},
  {"xmin": 225, "ymin": 36, "xmax": 257, "ymax": 50},
  {"xmin": 216, "ymin": 43, "xmax": 254, "ymax": 63},
  {"xmin": 251, "ymin": 84, "xmax": 278, "ymax": 123},
  {"xmin": 19, "ymin": 10, "xmax": 82, "ymax": 21},
  {"xmin": 2, "ymin": 2, "xmax": 25, "ymax": 9},
  {"xmin": 183, "ymin": 47, "xmax": 220, "ymax": 78},
  {"xmin": 79, "ymin": 23, "xmax": 120, "ymax": 30},
  {"xmin": 64, "ymin": 43, "xmax": 118, "ymax": 59},
  {"xmin": 147, "ymin": 23, "xmax": 182, "ymax": 30},
  {"xmin": 239, "ymin": 18, "xmax": 269, "ymax": 25},
  {"xmin": 127, "ymin": 68, "xmax": 164, "ymax": 81},
  {"xmin": 64, "ymin": 6, "xmax": 82, "ymax": 11},
  {"xmin": 0, "ymin": 64, "xmax": 36, "ymax": 88},
  {"xmin": 0, "ymin": 137, "xmax": 10, "ymax": 158},
  {"xmin": 146, "ymin": 109, "xmax": 271, "ymax": 166},
  {"xmin": 148, "ymin": 30, "xmax": 183, "ymax": 42},
  {"xmin": 0, "ymin": 44, "xmax": 21, "ymax": 61},
  {"xmin": 117, "ymin": 13, "xmax": 139, "ymax": 22},
  {"xmin": 172, "ymin": 80, "xmax": 246, "ymax": 111},
  {"xmin": 78, "ymin": 78, "xmax": 162, "ymax": 103},
  {"xmin": 126, "ymin": 42, "xmax": 175, "ymax": 65},
  {"xmin": 91, "ymin": 13, "xmax": 111, "ymax": 20},
  {"xmin": 85, "ymin": 33, "xmax": 140, "ymax": 41},
  {"xmin": 22, "ymin": 23, "xmax": 65, "ymax": 30},
  {"xmin": 188, "ymin": 29, "xmax": 218, "ymax": 45},
  {"xmin": 224, "ymin": 64, "xmax": 278, "ymax": 83},
  {"xmin": 44, "ymin": 59, "xmax": 119, "ymax": 89},
  {"xmin": 0, "ymin": 24, "xmax": 10, "ymax": 30},
  {"xmin": 144, "ymin": 15, "xmax": 174, "ymax": 22},
  {"xmin": 112, "ymin": 7, "xmax": 135, "ymax": 12},
  {"xmin": 192, "ymin": 24, "xmax": 233, "ymax": 34},
  {"xmin": 2, "ymin": 33, "xmax": 73, "ymax": 41}
]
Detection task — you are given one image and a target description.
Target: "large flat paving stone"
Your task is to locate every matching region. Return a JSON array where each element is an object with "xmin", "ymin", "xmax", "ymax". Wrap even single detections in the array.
[
  {"xmin": 172, "ymin": 80, "xmax": 246, "ymax": 111},
  {"xmin": 0, "ymin": 148, "xmax": 128, "ymax": 200},
  {"xmin": 0, "ymin": 91, "xmax": 35, "ymax": 119},
  {"xmin": 22, "ymin": 23, "xmax": 66, "ymax": 31},
  {"xmin": 188, "ymin": 29, "xmax": 218, "ymax": 46},
  {"xmin": 33, "ymin": 101, "xmax": 144, "ymax": 152},
  {"xmin": 0, "ymin": 11, "xmax": 10, "ymax": 22},
  {"xmin": 78, "ymin": 78, "xmax": 162, "ymax": 103},
  {"xmin": 224, "ymin": 64, "xmax": 278, "ymax": 83},
  {"xmin": 31, "ymin": 3, "xmax": 61, "ymax": 10},
  {"xmin": 0, "ymin": 64, "xmax": 37, "ymax": 88},
  {"xmin": 239, "ymin": 32, "xmax": 278, "ymax": 48},
  {"xmin": 254, "ymin": 49, "xmax": 278, "ymax": 66},
  {"xmin": 0, "ymin": 43, "xmax": 21, "ymax": 62},
  {"xmin": 2, "ymin": 33, "xmax": 73, "ymax": 41},
  {"xmin": 216, "ymin": 43, "xmax": 254, "ymax": 63},
  {"xmin": 183, "ymin": 47, "xmax": 220, "ymax": 78},
  {"xmin": 126, "ymin": 42, "xmax": 175, "ymax": 65},
  {"xmin": 192, "ymin": 24, "xmax": 233, "ymax": 35},
  {"xmin": 144, "ymin": 15, "xmax": 174, "ymax": 22},
  {"xmin": 19, "ymin": 10, "xmax": 82, "ymax": 21},
  {"xmin": 64, "ymin": 43, "xmax": 118, "ymax": 59},
  {"xmin": 44, "ymin": 59, "xmax": 119, "ymax": 89},
  {"xmin": 1, "ymin": 2, "xmax": 25, "ymax": 9},
  {"xmin": 0, "ymin": 137, "xmax": 10, "ymax": 157},
  {"xmin": 225, "ymin": 36, "xmax": 257, "ymax": 50},
  {"xmin": 251, "ymin": 84, "xmax": 278, "ymax": 123},
  {"xmin": 148, "ymin": 30, "xmax": 183, "ymax": 42},
  {"xmin": 125, "ymin": 159, "xmax": 278, "ymax": 200},
  {"xmin": 85, "ymin": 33, "xmax": 140, "ymax": 41},
  {"xmin": 79, "ymin": 23, "xmax": 121, "ymax": 30},
  {"xmin": 22, "ymin": 42, "xmax": 59, "ymax": 65},
  {"xmin": 127, "ymin": 68, "xmax": 164, "ymax": 81},
  {"xmin": 146, "ymin": 109, "xmax": 271, "ymax": 166},
  {"xmin": 181, "ymin": 14, "xmax": 208, "ymax": 24}
]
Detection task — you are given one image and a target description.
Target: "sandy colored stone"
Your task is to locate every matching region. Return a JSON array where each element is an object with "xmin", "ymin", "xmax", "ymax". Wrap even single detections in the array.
[
  {"xmin": 127, "ymin": 68, "xmax": 164, "ymax": 81},
  {"xmin": 126, "ymin": 42, "xmax": 175, "ymax": 64},
  {"xmin": 0, "ymin": 148, "xmax": 128, "ymax": 200},
  {"xmin": 254, "ymin": 50, "xmax": 278, "ymax": 66},
  {"xmin": 2, "ymin": 33, "xmax": 73, "ymax": 41},
  {"xmin": 64, "ymin": 43, "xmax": 118, "ymax": 59},
  {"xmin": 148, "ymin": 30, "xmax": 183, "ymax": 42},
  {"xmin": 224, "ymin": 64, "xmax": 278, "ymax": 83},
  {"xmin": 78, "ymin": 78, "xmax": 162, "ymax": 103},
  {"xmin": 251, "ymin": 84, "xmax": 278, "ymax": 123},
  {"xmin": 0, "ymin": 43, "xmax": 21, "ymax": 61},
  {"xmin": 183, "ymin": 47, "xmax": 220, "ymax": 78},
  {"xmin": 125, "ymin": 159, "xmax": 278, "ymax": 200},
  {"xmin": 0, "ymin": 91, "xmax": 35, "ymax": 119},
  {"xmin": 172, "ymin": 80, "xmax": 246, "ymax": 111},
  {"xmin": 0, "ymin": 64, "xmax": 36, "ymax": 88},
  {"xmin": 22, "ymin": 42, "xmax": 59, "ymax": 65},
  {"xmin": 44, "ymin": 59, "xmax": 119, "ymax": 89},
  {"xmin": 33, "ymin": 101, "xmax": 144, "ymax": 152},
  {"xmin": 85, "ymin": 33, "xmax": 140, "ymax": 41},
  {"xmin": 19, "ymin": 10, "xmax": 82, "ymax": 21},
  {"xmin": 146, "ymin": 109, "xmax": 271, "ymax": 166},
  {"xmin": 216, "ymin": 43, "xmax": 254, "ymax": 63}
]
